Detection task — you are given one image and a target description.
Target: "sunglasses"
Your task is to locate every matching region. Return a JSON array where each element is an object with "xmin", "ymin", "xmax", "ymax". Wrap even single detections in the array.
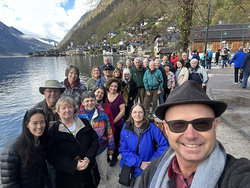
[{"xmin": 165, "ymin": 117, "xmax": 215, "ymax": 133}]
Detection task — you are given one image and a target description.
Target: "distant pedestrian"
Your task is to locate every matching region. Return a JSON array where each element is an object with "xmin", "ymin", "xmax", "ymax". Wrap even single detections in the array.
[
  {"xmin": 215, "ymin": 49, "xmax": 221, "ymax": 65},
  {"xmin": 221, "ymin": 48, "xmax": 229, "ymax": 68},
  {"xmin": 205, "ymin": 50, "xmax": 213, "ymax": 69},
  {"xmin": 230, "ymin": 47, "xmax": 246, "ymax": 84},
  {"xmin": 241, "ymin": 49, "xmax": 250, "ymax": 89}
]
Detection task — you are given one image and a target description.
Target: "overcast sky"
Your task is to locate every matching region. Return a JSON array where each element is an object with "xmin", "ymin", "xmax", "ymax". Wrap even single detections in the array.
[{"xmin": 0, "ymin": 0, "xmax": 99, "ymax": 42}]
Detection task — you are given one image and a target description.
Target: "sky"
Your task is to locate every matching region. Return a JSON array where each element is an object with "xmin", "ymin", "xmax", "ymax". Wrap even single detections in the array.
[{"xmin": 0, "ymin": 0, "xmax": 99, "ymax": 42}]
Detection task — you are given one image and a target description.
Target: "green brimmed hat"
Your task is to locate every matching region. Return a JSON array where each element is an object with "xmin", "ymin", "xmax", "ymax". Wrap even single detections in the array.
[{"xmin": 39, "ymin": 80, "xmax": 65, "ymax": 95}]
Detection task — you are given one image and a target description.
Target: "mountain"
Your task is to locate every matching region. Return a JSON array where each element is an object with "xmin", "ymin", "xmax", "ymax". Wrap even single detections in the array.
[
  {"xmin": 0, "ymin": 21, "xmax": 54, "ymax": 56},
  {"xmin": 59, "ymin": 11, "xmax": 90, "ymax": 48},
  {"xmin": 57, "ymin": 0, "xmax": 249, "ymax": 50}
]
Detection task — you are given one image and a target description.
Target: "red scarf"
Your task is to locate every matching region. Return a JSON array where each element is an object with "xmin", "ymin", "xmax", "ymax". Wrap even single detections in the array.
[{"xmin": 65, "ymin": 78, "xmax": 80, "ymax": 89}]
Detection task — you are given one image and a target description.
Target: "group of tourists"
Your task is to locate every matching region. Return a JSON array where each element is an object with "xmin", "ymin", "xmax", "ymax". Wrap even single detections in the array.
[{"xmin": 1, "ymin": 50, "xmax": 250, "ymax": 188}]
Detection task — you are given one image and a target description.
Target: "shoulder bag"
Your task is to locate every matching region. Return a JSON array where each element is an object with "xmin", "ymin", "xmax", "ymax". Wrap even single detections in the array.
[
  {"xmin": 60, "ymin": 120, "xmax": 100, "ymax": 187},
  {"xmin": 118, "ymin": 130, "xmax": 142, "ymax": 186}
]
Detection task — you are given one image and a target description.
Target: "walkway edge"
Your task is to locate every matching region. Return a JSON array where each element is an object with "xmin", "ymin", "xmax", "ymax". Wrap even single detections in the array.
[{"xmin": 208, "ymin": 88, "xmax": 250, "ymax": 141}]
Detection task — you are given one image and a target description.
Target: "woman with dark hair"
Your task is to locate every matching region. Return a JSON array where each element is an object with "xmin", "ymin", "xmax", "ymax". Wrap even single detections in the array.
[
  {"xmin": 106, "ymin": 78, "xmax": 125, "ymax": 167},
  {"xmin": 76, "ymin": 91, "xmax": 115, "ymax": 187},
  {"xmin": 86, "ymin": 66, "xmax": 101, "ymax": 90},
  {"xmin": 119, "ymin": 104, "xmax": 168, "ymax": 187},
  {"xmin": 48, "ymin": 96, "xmax": 99, "ymax": 188},
  {"xmin": 61, "ymin": 65, "xmax": 87, "ymax": 108},
  {"xmin": 93, "ymin": 85, "xmax": 114, "ymax": 135},
  {"xmin": 1, "ymin": 108, "xmax": 50, "ymax": 188}
]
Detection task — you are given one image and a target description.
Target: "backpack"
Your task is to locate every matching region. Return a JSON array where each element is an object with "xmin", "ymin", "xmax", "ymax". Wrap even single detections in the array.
[{"xmin": 207, "ymin": 51, "xmax": 212, "ymax": 59}]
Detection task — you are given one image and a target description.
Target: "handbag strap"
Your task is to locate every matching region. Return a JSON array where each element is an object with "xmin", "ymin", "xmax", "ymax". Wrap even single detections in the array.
[
  {"xmin": 59, "ymin": 120, "xmax": 85, "ymax": 153},
  {"xmin": 136, "ymin": 129, "xmax": 143, "ymax": 155}
]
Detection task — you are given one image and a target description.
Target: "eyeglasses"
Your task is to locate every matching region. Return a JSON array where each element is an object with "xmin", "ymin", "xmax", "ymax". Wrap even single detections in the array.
[{"xmin": 165, "ymin": 117, "xmax": 215, "ymax": 133}]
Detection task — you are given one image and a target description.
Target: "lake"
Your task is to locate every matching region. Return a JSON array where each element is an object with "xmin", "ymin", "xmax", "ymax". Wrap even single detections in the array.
[{"xmin": 0, "ymin": 55, "xmax": 126, "ymax": 152}]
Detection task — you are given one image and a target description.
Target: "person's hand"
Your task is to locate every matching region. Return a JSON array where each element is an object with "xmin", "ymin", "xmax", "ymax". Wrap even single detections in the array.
[
  {"xmin": 146, "ymin": 91, "xmax": 150, "ymax": 96},
  {"xmin": 202, "ymin": 83, "xmax": 206, "ymax": 88},
  {"xmin": 140, "ymin": 161, "xmax": 151, "ymax": 170},
  {"xmin": 157, "ymin": 90, "xmax": 161, "ymax": 95},
  {"xmin": 76, "ymin": 157, "xmax": 90, "ymax": 171},
  {"xmin": 129, "ymin": 97, "xmax": 133, "ymax": 101}
]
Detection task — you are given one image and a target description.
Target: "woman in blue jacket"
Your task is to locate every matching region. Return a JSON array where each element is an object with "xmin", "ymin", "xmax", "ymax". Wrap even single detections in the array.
[{"xmin": 119, "ymin": 103, "xmax": 169, "ymax": 187}]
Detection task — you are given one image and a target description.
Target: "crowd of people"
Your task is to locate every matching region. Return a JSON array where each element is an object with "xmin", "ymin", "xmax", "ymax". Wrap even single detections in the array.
[{"xmin": 1, "ymin": 50, "xmax": 250, "ymax": 188}]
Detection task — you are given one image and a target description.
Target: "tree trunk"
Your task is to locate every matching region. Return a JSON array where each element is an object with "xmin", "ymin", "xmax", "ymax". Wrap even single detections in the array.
[{"xmin": 179, "ymin": 0, "xmax": 195, "ymax": 52}]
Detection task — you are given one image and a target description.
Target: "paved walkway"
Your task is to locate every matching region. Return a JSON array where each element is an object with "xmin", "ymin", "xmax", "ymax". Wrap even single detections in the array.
[{"xmin": 207, "ymin": 65, "xmax": 250, "ymax": 141}]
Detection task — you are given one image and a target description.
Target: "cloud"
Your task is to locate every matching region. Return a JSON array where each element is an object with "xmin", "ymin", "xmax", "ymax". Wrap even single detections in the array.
[{"xmin": 0, "ymin": 0, "xmax": 98, "ymax": 42}]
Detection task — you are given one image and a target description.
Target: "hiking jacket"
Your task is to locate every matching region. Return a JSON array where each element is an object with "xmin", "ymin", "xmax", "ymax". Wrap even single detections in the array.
[
  {"xmin": 230, "ymin": 51, "xmax": 246, "ymax": 68},
  {"xmin": 143, "ymin": 69, "xmax": 163, "ymax": 91},
  {"xmin": 119, "ymin": 122, "xmax": 169, "ymax": 178},
  {"xmin": 130, "ymin": 66, "xmax": 146, "ymax": 88},
  {"xmin": 75, "ymin": 105, "xmax": 115, "ymax": 155},
  {"xmin": 60, "ymin": 78, "xmax": 87, "ymax": 108}
]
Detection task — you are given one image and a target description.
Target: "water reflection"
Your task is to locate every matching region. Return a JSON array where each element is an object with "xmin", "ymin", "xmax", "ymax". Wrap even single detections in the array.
[{"xmin": 0, "ymin": 55, "xmax": 126, "ymax": 151}]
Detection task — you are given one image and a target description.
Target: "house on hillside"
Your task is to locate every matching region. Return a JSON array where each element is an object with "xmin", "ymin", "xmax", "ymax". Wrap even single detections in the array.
[
  {"xmin": 154, "ymin": 31, "xmax": 180, "ymax": 55},
  {"xmin": 127, "ymin": 42, "xmax": 140, "ymax": 54},
  {"xmin": 108, "ymin": 30, "xmax": 117, "ymax": 38},
  {"xmin": 190, "ymin": 23, "xmax": 250, "ymax": 52}
]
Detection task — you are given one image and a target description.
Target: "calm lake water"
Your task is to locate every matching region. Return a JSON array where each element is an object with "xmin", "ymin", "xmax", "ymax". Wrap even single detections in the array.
[{"xmin": 0, "ymin": 55, "xmax": 126, "ymax": 152}]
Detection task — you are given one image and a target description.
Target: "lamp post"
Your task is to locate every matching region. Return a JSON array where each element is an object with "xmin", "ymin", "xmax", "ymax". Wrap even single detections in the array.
[
  {"xmin": 204, "ymin": 0, "xmax": 211, "ymax": 56},
  {"xmin": 242, "ymin": 24, "xmax": 250, "ymax": 46},
  {"xmin": 220, "ymin": 32, "xmax": 227, "ymax": 48}
]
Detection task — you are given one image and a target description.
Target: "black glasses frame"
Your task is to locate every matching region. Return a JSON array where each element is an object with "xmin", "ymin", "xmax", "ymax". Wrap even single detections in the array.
[{"xmin": 165, "ymin": 117, "xmax": 215, "ymax": 133}]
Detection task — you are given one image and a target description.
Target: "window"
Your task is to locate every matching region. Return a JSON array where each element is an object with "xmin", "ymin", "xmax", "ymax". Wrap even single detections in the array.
[
  {"xmin": 243, "ymin": 42, "xmax": 247, "ymax": 48},
  {"xmin": 208, "ymin": 43, "xmax": 213, "ymax": 50}
]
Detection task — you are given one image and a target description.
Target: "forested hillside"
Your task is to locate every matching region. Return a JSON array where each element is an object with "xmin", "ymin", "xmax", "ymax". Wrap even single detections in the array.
[{"xmin": 58, "ymin": 0, "xmax": 249, "ymax": 50}]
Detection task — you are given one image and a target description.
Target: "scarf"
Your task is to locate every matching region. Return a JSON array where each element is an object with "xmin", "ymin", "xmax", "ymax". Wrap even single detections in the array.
[
  {"xmin": 65, "ymin": 78, "xmax": 80, "ymax": 89},
  {"xmin": 150, "ymin": 141, "xmax": 227, "ymax": 188}
]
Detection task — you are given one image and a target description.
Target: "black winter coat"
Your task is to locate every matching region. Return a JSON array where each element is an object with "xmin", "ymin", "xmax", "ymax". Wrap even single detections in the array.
[
  {"xmin": 47, "ymin": 117, "xmax": 99, "ymax": 188},
  {"xmin": 0, "ymin": 139, "xmax": 49, "ymax": 188}
]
